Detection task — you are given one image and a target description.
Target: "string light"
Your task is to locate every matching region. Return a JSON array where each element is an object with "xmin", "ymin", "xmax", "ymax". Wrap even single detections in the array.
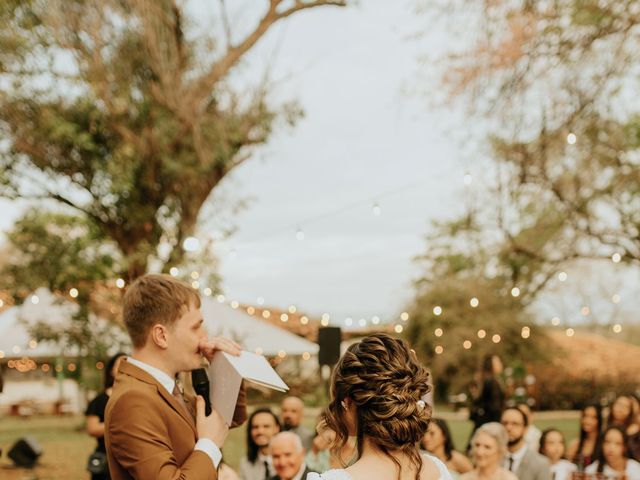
[
  {"xmin": 183, "ymin": 236, "xmax": 200, "ymax": 252},
  {"xmin": 301, "ymin": 316, "xmax": 309, "ymax": 325},
  {"xmin": 96, "ymin": 362, "xmax": 104, "ymax": 370},
  {"xmin": 13, "ymin": 346, "xmax": 21, "ymax": 354},
  {"xmin": 169, "ymin": 267, "xmax": 179, "ymax": 276},
  {"xmin": 558, "ymin": 272, "xmax": 567, "ymax": 282},
  {"xmin": 31, "ymin": 295, "xmax": 39, "ymax": 305},
  {"xmin": 359, "ymin": 318, "xmax": 367, "ymax": 327},
  {"xmin": 612, "ymin": 253, "xmax": 621, "ymax": 263},
  {"xmin": 434, "ymin": 328, "xmax": 443, "ymax": 337},
  {"xmin": 69, "ymin": 288, "xmax": 78, "ymax": 298},
  {"xmin": 492, "ymin": 334, "xmax": 501, "ymax": 343},
  {"xmin": 0, "ymin": 351, "xmax": 4, "ymax": 359},
  {"xmin": 567, "ymin": 133, "xmax": 577, "ymax": 144},
  {"xmin": 203, "ymin": 287, "xmax": 212, "ymax": 296},
  {"xmin": 216, "ymin": 294, "xmax": 225, "ymax": 303},
  {"xmin": 345, "ymin": 317, "xmax": 353, "ymax": 326},
  {"xmin": 302, "ymin": 352, "xmax": 311, "ymax": 360},
  {"xmin": 510, "ymin": 287, "xmax": 520, "ymax": 297},
  {"xmin": 580, "ymin": 306, "xmax": 590, "ymax": 316},
  {"xmin": 551, "ymin": 316, "xmax": 561, "ymax": 326},
  {"xmin": 435, "ymin": 345, "xmax": 444, "ymax": 354},
  {"xmin": 521, "ymin": 326, "xmax": 531, "ymax": 339},
  {"xmin": 247, "ymin": 306, "xmax": 255, "ymax": 315},
  {"xmin": 612, "ymin": 294, "xmax": 621, "ymax": 304},
  {"xmin": 191, "ymin": 281, "xmax": 199, "ymax": 289},
  {"xmin": 28, "ymin": 340, "xmax": 37, "ymax": 349},
  {"xmin": 371, "ymin": 315, "xmax": 380, "ymax": 325},
  {"xmin": 566, "ymin": 328, "xmax": 575, "ymax": 337},
  {"xmin": 463, "ymin": 340, "xmax": 472, "ymax": 349},
  {"xmin": 0, "ymin": 299, "xmax": 4, "ymax": 307},
  {"xmin": 190, "ymin": 271, "xmax": 199, "ymax": 280},
  {"xmin": 433, "ymin": 306, "xmax": 442, "ymax": 316},
  {"xmin": 394, "ymin": 324, "xmax": 403, "ymax": 333},
  {"xmin": 288, "ymin": 305, "xmax": 297, "ymax": 314},
  {"xmin": 400, "ymin": 312, "xmax": 409, "ymax": 321},
  {"xmin": 477, "ymin": 329, "xmax": 486, "ymax": 339},
  {"xmin": 230, "ymin": 300, "xmax": 239, "ymax": 309},
  {"xmin": 613, "ymin": 324, "xmax": 622, "ymax": 333},
  {"xmin": 116, "ymin": 278, "xmax": 125, "ymax": 289},
  {"xmin": 280, "ymin": 313, "xmax": 288, "ymax": 322},
  {"xmin": 470, "ymin": 297, "xmax": 479, "ymax": 308},
  {"xmin": 278, "ymin": 350, "xmax": 286, "ymax": 359}
]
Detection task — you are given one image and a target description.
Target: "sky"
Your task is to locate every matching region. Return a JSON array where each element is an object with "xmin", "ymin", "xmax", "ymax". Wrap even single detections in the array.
[
  {"xmin": 192, "ymin": 1, "xmax": 472, "ymax": 322},
  {"xmin": 1, "ymin": 1, "xmax": 636, "ymax": 329}
]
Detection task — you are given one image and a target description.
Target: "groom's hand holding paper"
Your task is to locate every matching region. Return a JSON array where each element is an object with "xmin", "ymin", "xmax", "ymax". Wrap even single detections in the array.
[{"xmin": 209, "ymin": 350, "xmax": 289, "ymax": 425}]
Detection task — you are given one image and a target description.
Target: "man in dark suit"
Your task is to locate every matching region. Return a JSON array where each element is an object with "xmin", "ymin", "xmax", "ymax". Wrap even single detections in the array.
[
  {"xmin": 270, "ymin": 432, "xmax": 315, "ymax": 480},
  {"xmin": 105, "ymin": 274, "xmax": 247, "ymax": 480},
  {"xmin": 501, "ymin": 407, "xmax": 552, "ymax": 480}
]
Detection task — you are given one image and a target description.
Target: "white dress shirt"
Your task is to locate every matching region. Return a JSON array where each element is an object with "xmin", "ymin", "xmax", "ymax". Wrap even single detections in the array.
[
  {"xmin": 127, "ymin": 357, "xmax": 222, "ymax": 468},
  {"xmin": 504, "ymin": 443, "xmax": 528, "ymax": 474}
]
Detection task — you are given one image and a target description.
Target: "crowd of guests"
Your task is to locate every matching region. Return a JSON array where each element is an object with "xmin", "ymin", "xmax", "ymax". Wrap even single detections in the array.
[{"xmin": 86, "ymin": 349, "xmax": 640, "ymax": 480}]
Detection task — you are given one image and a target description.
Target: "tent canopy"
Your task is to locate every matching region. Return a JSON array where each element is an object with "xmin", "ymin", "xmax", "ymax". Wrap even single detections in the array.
[
  {"xmin": 0, "ymin": 289, "xmax": 318, "ymax": 359},
  {"xmin": 200, "ymin": 297, "xmax": 318, "ymax": 357}
]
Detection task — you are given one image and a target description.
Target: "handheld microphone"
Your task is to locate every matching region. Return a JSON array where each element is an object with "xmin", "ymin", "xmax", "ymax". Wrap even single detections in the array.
[{"xmin": 191, "ymin": 368, "xmax": 212, "ymax": 416}]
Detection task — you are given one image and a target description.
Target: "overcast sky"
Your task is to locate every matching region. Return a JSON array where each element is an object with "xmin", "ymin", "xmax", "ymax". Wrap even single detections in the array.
[{"xmin": 2, "ymin": 1, "xmax": 635, "ymax": 328}]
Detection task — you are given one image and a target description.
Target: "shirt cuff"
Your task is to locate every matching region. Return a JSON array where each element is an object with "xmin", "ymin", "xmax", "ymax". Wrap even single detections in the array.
[{"xmin": 195, "ymin": 439, "xmax": 222, "ymax": 468}]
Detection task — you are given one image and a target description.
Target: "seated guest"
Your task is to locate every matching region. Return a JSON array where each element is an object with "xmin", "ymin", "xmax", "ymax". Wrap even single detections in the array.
[
  {"xmin": 501, "ymin": 406, "xmax": 552, "ymax": 480},
  {"xmin": 240, "ymin": 407, "xmax": 282, "ymax": 480},
  {"xmin": 421, "ymin": 418, "xmax": 473, "ymax": 478},
  {"xmin": 460, "ymin": 422, "xmax": 517, "ymax": 480},
  {"xmin": 585, "ymin": 425, "xmax": 640, "ymax": 479},
  {"xmin": 518, "ymin": 403, "xmax": 542, "ymax": 452},
  {"xmin": 270, "ymin": 432, "xmax": 315, "ymax": 480},
  {"xmin": 305, "ymin": 428, "xmax": 334, "ymax": 473},
  {"xmin": 567, "ymin": 403, "xmax": 603, "ymax": 470},
  {"xmin": 281, "ymin": 396, "xmax": 314, "ymax": 451},
  {"xmin": 538, "ymin": 429, "xmax": 577, "ymax": 480},
  {"xmin": 607, "ymin": 394, "xmax": 640, "ymax": 462}
]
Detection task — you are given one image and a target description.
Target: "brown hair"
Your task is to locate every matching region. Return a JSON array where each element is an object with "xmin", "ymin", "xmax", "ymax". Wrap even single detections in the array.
[
  {"xmin": 122, "ymin": 274, "xmax": 201, "ymax": 348},
  {"xmin": 321, "ymin": 333, "xmax": 432, "ymax": 480}
]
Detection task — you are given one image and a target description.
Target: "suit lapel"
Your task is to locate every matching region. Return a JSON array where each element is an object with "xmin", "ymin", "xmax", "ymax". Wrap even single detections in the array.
[{"xmin": 119, "ymin": 360, "xmax": 197, "ymax": 435}]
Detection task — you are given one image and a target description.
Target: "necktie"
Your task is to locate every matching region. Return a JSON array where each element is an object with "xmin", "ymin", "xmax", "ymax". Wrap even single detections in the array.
[
  {"xmin": 264, "ymin": 460, "xmax": 270, "ymax": 480},
  {"xmin": 172, "ymin": 379, "xmax": 195, "ymax": 420},
  {"xmin": 508, "ymin": 455, "xmax": 514, "ymax": 472}
]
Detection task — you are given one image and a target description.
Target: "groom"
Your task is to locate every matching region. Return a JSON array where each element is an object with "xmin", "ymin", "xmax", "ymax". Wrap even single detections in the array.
[{"xmin": 105, "ymin": 274, "xmax": 247, "ymax": 480}]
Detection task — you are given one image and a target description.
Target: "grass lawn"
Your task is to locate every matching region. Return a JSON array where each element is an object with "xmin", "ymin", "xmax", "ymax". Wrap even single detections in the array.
[{"xmin": 0, "ymin": 410, "xmax": 581, "ymax": 479}]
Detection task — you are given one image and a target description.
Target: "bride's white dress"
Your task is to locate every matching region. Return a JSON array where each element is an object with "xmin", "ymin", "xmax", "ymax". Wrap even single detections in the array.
[{"xmin": 307, "ymin": 453, "xmax": 453, "ymax": 480}]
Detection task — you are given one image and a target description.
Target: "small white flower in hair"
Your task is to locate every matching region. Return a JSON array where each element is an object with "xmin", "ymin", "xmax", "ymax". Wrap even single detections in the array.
[{"xmin": 417, "ymin": 400, "xmax": 426, "ymax": 412}]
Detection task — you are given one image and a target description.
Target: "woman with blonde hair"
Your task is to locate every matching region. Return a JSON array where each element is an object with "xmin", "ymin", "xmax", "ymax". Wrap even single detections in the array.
[
  {"xmin": 460, "ymin": 422, "xmax": 516, "ymax": 480},
  {"xmin": 308, "ymin": 333, "xmax": 451, "ymax": 480}
]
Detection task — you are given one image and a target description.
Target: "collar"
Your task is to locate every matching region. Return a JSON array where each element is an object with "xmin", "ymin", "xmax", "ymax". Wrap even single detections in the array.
[
  {"xmin": 127, "ymin": 357, "xmax": 176, "ymax": 395},
  {"xmin": 511, "ymin": 443, "xmax": 528, "ymax": 461},
  {"xmin": 292, "ymin": 463, "xmax": 307, "ymax": 480}
]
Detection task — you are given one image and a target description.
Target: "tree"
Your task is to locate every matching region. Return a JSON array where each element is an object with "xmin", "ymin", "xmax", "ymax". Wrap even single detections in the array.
[
  {"xmin": 422, "ymin": 0, "xmax": 640, "ymax": 301},
  {"xmin": 0, "ymin": 0, "xmax": 346, "ymax": 283},
  {"xmin": 0, "ymin": 0, "xmax": 346, "ymax": 355},
  {"xmin": 404, "ymin": 217, "xmax": 548, "ymax": 398}
]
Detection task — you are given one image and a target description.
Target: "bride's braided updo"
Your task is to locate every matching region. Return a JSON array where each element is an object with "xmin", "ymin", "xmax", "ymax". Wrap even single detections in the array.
[{"xmin": 321, "ymin": 333, "xmax": 432, "ymax": 480}]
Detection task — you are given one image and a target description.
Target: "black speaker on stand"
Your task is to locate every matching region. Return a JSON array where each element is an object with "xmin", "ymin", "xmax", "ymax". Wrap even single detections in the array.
[
  {"xmin": 318, "ymin": 326, "xmax": 342, "ymax": 397},
  {"xmin": 8, "ymin": 436, "xmax": 42, "ymax": 468}
]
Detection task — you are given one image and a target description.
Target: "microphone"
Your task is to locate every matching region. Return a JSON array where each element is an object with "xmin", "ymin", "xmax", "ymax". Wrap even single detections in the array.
[{"xmin": 191, "ymin": 368, "xmax": 212, "ymax": 416}]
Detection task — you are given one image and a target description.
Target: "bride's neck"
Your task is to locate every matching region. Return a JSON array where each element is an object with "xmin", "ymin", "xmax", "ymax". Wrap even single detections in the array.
[{"xmin": 359, "ymin": 436, "xmax": 411, "ymax": 462}]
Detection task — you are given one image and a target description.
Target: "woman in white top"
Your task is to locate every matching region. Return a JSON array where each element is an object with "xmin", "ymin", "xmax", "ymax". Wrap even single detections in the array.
[
  {"xmin": 459, "ymin": 422, "xmax": 517, "ymax": 480},
  {"xmin": 538, "ymin": 428, "xmax": 577, "ymax": 480},
  {"xmin": 585, "ymin": 425, "xmax": 640, "ymax": 479},
  {"xmin": 307, "ymin": 333, "xmax": 451, "ymax": 480}
]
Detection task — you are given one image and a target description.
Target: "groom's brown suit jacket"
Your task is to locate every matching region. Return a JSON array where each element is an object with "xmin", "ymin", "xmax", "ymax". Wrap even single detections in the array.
[{"xmin": 105, "ymin": 359, "xmax": 246, "ymax": 480}]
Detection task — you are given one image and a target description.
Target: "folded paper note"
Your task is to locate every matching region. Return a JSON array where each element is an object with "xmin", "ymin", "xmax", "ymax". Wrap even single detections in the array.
[{"xmin": 208, "ymin": 350, "xmax": 289, "ymax": 424}]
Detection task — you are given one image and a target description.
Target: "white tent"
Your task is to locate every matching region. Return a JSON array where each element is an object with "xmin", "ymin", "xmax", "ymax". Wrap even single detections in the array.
[
  {"xmin": 0, "ymin": 288, "xmax": 128, "ymax": 360},
  {"xmin": 200, "ymin": 296, "xmax": 319, "ymax": 357}
]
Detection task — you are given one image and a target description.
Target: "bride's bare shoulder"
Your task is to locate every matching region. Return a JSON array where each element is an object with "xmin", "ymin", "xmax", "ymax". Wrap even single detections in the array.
[{"xmin": 421, "ymin": 453, "xmax": 453, "ymax": 480}]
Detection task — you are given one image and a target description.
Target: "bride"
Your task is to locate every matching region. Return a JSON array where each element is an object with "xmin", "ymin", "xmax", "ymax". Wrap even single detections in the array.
[{"xmin": 308, "ymin": 333, "xmax": 451, "ymax": 480}]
